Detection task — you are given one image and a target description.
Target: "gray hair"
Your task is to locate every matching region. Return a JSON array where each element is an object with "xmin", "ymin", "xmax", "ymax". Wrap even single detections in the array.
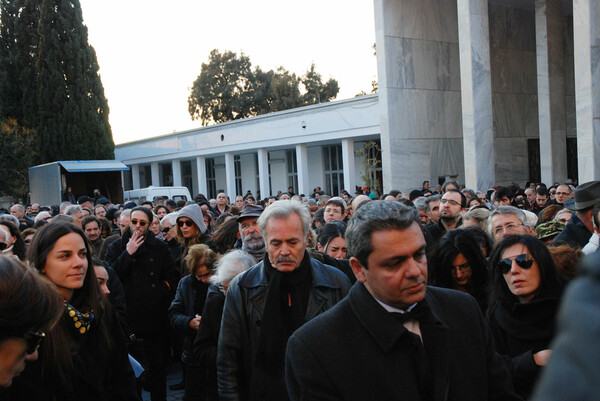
[
  {"xmin": 64, "ymin": 204, "xmax": 82, "ymax": 216},
  {"xmin": 258, "ymin": 200, "xmax": 311, "ymax": 237},
  {"xmin": 209, "ymin": 249, "xmax": 256, "ymax": 285},
  {"xmin": 10, "ymin": 204, "xmax": 24, "ymax": 213},
  {"xmin": 59, "ymin": 202, "xmax": 72, "ymax": 213},
  {"xmin": 119, "ymin": 209, "xmax": 132, "ymax": 222},
  {"xmin": 424, "ymin": 194, "xmax": 441, "ymax": 213},
  {"xmin": 413, "ymin": 197, "xmax": 428, "ymax": 211},
  {"xmin": 0, "ymin": 214, "xmax": 20, "ymax": 227},
  {"xmin": 487, "ymin": 206, "xmax": 527, "ymax": 236},
  {"xmin": 34, "ymin": 211, "xmax": 53, "ymax": 222},
  {"xmin": 160, "ymin": 211, "xmax": 179, "ymax": 226},
  {"xmin": 346, "ymin": 200, "xmax": 420, "ymax": 269}
]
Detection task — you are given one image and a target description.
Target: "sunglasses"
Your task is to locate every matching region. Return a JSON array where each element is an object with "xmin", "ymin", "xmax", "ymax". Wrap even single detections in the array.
[
  {"xmin": 161, "ymin": 224, "xmax": 176, "ymax": 233},
  {"xmin": 497, "ymin": 254, "xmax": 534, "ymax": 274},
  {"xmin": 130, "ymin": 219, "xmax": 149, "ymax": 227},
  {"xmin": 23, "ymin": 330, "xmax": 46, "ymax": 354},
  {"xmin": 177, "ymin": 220, "xmax": 195, "ymax": 228},
  {"xmin": 0, "ymin": 242, "xmax": 6, "ymax": 251}
]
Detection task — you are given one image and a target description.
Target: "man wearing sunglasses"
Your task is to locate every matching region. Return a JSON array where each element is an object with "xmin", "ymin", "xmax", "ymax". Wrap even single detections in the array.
[
  {"xmin": 105, "ymin": 206, "xmax": 178, "ymax": 401},
  {"xmin": 285, "ymin": 201, "xmax": 520, "ymax": 401}
]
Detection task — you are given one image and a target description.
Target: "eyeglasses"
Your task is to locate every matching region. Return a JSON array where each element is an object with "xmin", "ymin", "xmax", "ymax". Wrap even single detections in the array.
[
  {"xmin": 0, "ymin": 242, "xmax": 6, "ymax": 251},
  {"xmin": 549, "ymin": 191, "xmax": 556, "ymax": 195},
  {"xmin": 161, "ymin": 224, "xmax": 176, "ymax": 233},
  {"xmin": 493, "ymin": 222, "xmax": 524, "ymax": 235},
  {"xmin": 195, "ymin": 271, "xmax": 212, "ymax": 280},
  {"xmin": 23, "ymin": 330, "xmax": 46, "ymax": 354},
  {"xmin": 440, "ymin": 198, "xmax": 461, "ymax": 206},
  {"xmin": 177, "ymin": 220, "xmax": 194, "ymax": 228},
  {"xmin": 452, "ymin": 262, "xmax": 471, "ymax": 273},
  {"xmin": 555, "ymin": 191, "xmax": 570, "ymax": 196},
  {"xmin": 130, "ymin": 219, "xmax": 149, "ymax": 227},
  {"xmin": 497, "ymin": 253, "xmax": 534, "ymax": 274}
]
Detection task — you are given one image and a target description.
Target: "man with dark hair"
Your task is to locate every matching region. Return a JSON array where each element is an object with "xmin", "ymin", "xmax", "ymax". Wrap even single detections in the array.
[
  {"xmin": 82, "ymin": 215, "xmax": 104, "ymax": 256},
  {"xmin": 553, "ymin": 184, "xmax": 573, "ymax": 206},
  {"xmin": 493, "ymin": 187, "xmax": 514, "ymax": 207},
  {"xmin": 552, "ymin": 181, "xmax": 600, "ymax": 249},
  {"xmin": 217, "ymin": 201, "xmax": 350, "ymax": 401},
  {"xmin": 323, "ymin": 197, "xmax": 346, "ymax": 223},
  {"xmin": 285, "ymin": 201, "xmax": 520, "ymax": 401},
  {"xmin": 105, "ymin": 206, "xmax": 178, "ymax": 401},
  {"xmin": 424, "ymin": 194, "xmax": 441, "ymax": 225},
  {"xmin": 533, "ymin": 187, "xmax": 550, "ymax": 215},
  {"xmin": 425, "ymin": 189, "xmax": 465, "ymax": 246}
]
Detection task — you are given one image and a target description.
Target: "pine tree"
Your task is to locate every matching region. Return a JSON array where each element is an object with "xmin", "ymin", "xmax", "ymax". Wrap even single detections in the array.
[{"xmin": 35, "ymin": 0, "xmax": 113, "ymax": 162}]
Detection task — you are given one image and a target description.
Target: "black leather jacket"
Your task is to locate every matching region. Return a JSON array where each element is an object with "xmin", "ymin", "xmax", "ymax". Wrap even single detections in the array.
[{"xmin": 216, "ymin": 256, "xmax": 351, "ymax": 401}]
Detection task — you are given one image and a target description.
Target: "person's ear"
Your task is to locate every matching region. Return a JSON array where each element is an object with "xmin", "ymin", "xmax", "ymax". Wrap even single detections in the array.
[
  {"xmin": 350, "ymin": 257, "xmax": 367, "ymax": 283},
  {"xmin": 317, "ymin": 243, "xmax": 324, "ymax": 253}
]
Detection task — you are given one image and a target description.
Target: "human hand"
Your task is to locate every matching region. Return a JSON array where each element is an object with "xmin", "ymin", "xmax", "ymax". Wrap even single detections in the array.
[
  {"xmin": 126, "ymin": 230, "xmax": 144, "ymax": 255},
  {"xmin": 189, "ymin": 315, "xmax": 201, "ymax": 330},
  {"xmin": 533, "ymin": 349, "xmax": 552, "ymax": 366}
]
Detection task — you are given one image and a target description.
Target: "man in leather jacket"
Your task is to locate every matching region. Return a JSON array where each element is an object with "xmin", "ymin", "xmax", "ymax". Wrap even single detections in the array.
[{"xmin": 217, "ymin": 200, "xmax": 351, "ymax": 401}]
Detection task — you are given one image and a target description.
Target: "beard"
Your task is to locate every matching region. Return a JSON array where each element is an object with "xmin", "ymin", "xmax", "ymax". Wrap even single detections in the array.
[{"xmin": 243, "ymin": 233, "xmax": 265, "ymax": 251}]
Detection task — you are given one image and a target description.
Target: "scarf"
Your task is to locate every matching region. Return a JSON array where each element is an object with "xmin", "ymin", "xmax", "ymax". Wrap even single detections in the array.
[{"xmin": 64, "ymin": 301, "xmax": 94, "ymax": 335}]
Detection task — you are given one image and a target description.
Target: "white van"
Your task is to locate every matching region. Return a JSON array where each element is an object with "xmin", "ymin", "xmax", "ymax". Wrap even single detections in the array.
[{"xmin": 123, "ymin": 186, "xmax": 192, "ymax": 204}]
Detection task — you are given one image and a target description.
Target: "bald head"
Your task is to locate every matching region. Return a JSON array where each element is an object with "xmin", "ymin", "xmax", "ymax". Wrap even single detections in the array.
[{"xmin": 351, "ymin": 195, "xmax": 371, "ymax": 212}]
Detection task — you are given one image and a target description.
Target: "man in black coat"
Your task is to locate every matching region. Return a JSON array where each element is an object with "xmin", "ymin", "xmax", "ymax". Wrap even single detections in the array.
[
  {"xmin": 286, "ymin": 201, "xmax": 522, "ymax": 401},
  {"xmin": 105, "ymin": 206, "xmax": 178, "ymax": 401}
]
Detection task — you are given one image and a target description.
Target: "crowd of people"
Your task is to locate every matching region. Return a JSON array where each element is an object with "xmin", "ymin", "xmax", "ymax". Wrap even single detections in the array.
[{"xmin": 0, "ymin": 179, "xmax": 599, "ymax": 401}]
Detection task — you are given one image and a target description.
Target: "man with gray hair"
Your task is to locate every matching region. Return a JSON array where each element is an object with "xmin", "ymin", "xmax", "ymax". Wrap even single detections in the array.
[
  {"xmin": 64, "ymin": 204, "xmax": 84, "ymax": 227},
  {"xmin": 217, "ymin": 200, "xmax": 351, "ymax": 401},
  {"xmin": 9, "ymin": 203, "xmax": 33, "ymax": 231},
  {"xmin": 488, "ymin": 205, "xmax": 531, "ymax": 243},
  {"xmin": 236, "ymin": 204, "xmax": 266, "ymax": 262},
  {"xmin": 285, "ymin": 201, "xmax": 520, "ymax": 401}
]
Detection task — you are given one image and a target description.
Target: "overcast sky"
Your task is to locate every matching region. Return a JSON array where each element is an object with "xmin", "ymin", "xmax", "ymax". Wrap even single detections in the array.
[{"xmin": 78, "ymin": 0, "xmax": 377, "ymax": 144}]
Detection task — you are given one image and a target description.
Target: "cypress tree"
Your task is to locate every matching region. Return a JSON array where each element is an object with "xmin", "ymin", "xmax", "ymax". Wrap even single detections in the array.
[{"xmin": 35, "ymin": 0, "xmax": 113, "ymax": 162}]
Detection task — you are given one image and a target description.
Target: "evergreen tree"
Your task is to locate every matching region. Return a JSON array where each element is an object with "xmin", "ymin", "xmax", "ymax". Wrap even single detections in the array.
[{"xmin": 35, "ymin": 0, "xmax": 113, "ymax": 162}]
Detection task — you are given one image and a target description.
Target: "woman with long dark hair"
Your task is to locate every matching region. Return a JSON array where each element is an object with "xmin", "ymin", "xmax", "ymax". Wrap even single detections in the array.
[
  {"xmin": 430, "ymin": 228, "xmax": 489, "ymax": 312},
  {"xmin": 487, "ymin": 234, "xmax": 566, "ymax": 399},
  {"xmin": 8, "ymin": 223, "xmax": 138, "ymax": 400},
  {"xmin": 316, "ymin": 222, "xmax": 347, "ymax": 260}
]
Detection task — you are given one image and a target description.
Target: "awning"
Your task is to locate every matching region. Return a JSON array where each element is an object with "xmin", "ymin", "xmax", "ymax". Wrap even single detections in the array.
[{"xmin": 57, "ymin": 160, "xmax": 130, "ymax": 173}]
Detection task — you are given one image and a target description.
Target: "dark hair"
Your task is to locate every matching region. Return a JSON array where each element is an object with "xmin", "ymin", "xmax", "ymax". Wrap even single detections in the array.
[
  {"xmin": 317, "ymin": 222, "xmax": 346, "ymax": 249},
  {"xmin": 26, "ymin": 222, "xmax": 110, "ymax": 389},
  {"xmin": 430, "ymin": 229, "xmax": 489, "ymax": 311},
  {"xmin": 536, "ymin": 187, "xmax": 549, "ymax": 197},
  {"xmin": 325, "ymin": 198, "xmax": 346, "ymax": 214},
  {"xmin": 462, "ymin": 225, "xmax": 494, "ymax": 257},
  {"xmin": 153, "ymin": 205, "xmax": 168, "ymax": 216},
  {"xmin": 214, "ymin": 212, "xmax": 233, "ymax": 229},
  {"xmin": 312, "ymin": 208, "xmax": 326, "ymax": 229},
  {"xmin": 538, "ymin": 204, "xmax": 564, "ymax": 224},
  {"xmin": 346, "ymin": 201, "xmax": 420, "ymax": 269},
  {"xmin": 98, "ymin": 217, "xmax": 112, "ymax": 238},
  {"xmin": 0, "ymin": 256, "xmax": 62, "ymax": 337},
  {"xmin": 444, "ymin": 189, "xmax": 467, "ymax": 208},
  {"xmin": 0, "ymin": 221, "xmax": 26, "ymax": 261},
  {"xmin": 487, "ymin": 235, "xmax": 565, "ymax": 313},
  {"xmin": 211, "ymin": 218, "xmax": 240, "ymax": 254},
  {"xmin": 130, "ymin": 206, "xmax": 153, "ymax": 223},
  {"xmin": 441, "ymin": 180, "xmax": 460, "ymax": 193},
  {"xmin": 82, "ymin": 215, "xmax": 101, "ymax": 230},
  {"xmin": 493, "ymin": 187, "xmax": 514, "ymax": 203},
  {"xmin": 166, "ymin": 199, "xmax": 177, "ymax": 208},
  {"xmin": 592, "ymin": 200, "xmax": 600, "ymax": 229}
]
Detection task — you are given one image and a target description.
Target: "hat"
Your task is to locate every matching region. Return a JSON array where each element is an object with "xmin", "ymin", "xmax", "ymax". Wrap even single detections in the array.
[
  {"xmin": 564, "ymin": 181, "xmax": 600, "ymax": 211},
  {"xmin": 536, "ymin": 220, "xmax": 565, "ymax": 240},
  {"xmin": 237, "ymin": 204, "xmax": 264, "ymax": 222},
  {"xmin": 96, "ymin": 197, "xmax": 110, "ymax": 205},
  {"xmin": 77, "ymin": 195, "xmax": 93, "ymax": 204},
  {"xmin": 123, "ymin": 201, "xmax": 137, "ymax": 210},
  {"xmin": 177, "ymin": 203, "xmax": 207, "ymax": 234}
]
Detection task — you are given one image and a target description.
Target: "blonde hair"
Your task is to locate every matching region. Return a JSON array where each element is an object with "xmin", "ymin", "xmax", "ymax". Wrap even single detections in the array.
[{"xmin": 183, "ymin": 244, "xmax": 218, "ymax": 275}]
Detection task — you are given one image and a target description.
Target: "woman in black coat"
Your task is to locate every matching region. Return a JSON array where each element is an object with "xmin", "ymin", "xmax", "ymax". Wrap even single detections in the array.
[
  {"xmin": 192, "ymin": 249, "xmax": 256, "ymax": 401},
  {"xmin": 169, "ymin": 244, "xmax": 218, "ymax": 400},
  {"xmin": 487, "ymin": 234, "xmax": 566, "ymax": 400}
]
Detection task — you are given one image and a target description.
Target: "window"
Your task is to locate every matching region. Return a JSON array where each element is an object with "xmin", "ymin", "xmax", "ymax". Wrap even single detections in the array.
[
  {"xmin": 323, "ymin": 145, "xmax": 344, "ymax": 196},
  {"xmin": 234, "ymin": 155, "xmax": 242, "ymax": 196},
  {"xmin": 206, "ymin": 158, "xmax": 216, "ymax": 199},
  {"xmin": 286, "ymin": 150, "xmax": 298, "ymax": 194},
  {"xmin": 566, "ymin": 138, "xmax": 578, "ymax": 183},
  {"xmin": 527, "ymin": 139, "xmax": 541, "ymax": 184},
  {"xmin": 181, "ymin": 161, "xmax": 193, "ymax": 195}
]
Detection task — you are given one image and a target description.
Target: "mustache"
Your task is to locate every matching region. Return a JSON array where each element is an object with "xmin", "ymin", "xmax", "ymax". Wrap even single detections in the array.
[
  {"xmin": 276, "ymin": 256, "xmax": 297, "ymax": 264},
  {"xmin": 243, "ymin": 233, "xmax": 263, "ymax": 242}
]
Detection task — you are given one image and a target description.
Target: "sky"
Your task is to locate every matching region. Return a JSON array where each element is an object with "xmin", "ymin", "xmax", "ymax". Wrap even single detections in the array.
[{"xmin": 78, "ymin": 0, "xmax": 378, "ymax": 145}]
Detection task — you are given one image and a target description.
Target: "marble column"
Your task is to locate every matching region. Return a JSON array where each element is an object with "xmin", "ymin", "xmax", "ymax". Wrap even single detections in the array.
[
  {"xmin": 536, "ymin": 0, "xmax": 567, "ymax": 184},
  {"xmin": 196, "ymin": 156, "xmax": 207, "ymax": 196},
  {"xmin": 458, "ymin": 0, "xmax": 495, "ymax": 191},
  {"xmin": 257, "ymin": 148, "xmax": 270, "ymax": 198},
  {"xmin": 150, "ymin": 163, "xmax": 160, "ymax": 187},
  {"xmin": 341, "ymin": 139, "xmax": 356, "ymax": 193},
  {"xmin": 172, "ymin": 159, "xmax": 182, "ymax": 187},
  {"xmin": 573, "ymin": 0, "xmax": 600, "ymax": 181},
  {"xmin": 296, "ymin": 144, "xmax": 309, "ymax": 196},
  {"xmin": 224, "ymin": 152, "xmax": 237, "ymax": 199},
  {"xmin": 132, "ymin": 164, "xmax": 140, "ymax": 190}
]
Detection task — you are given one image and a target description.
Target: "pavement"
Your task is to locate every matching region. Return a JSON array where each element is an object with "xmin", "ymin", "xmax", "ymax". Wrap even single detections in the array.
[{"xmin": 141, "ymin": 362, "xmax": 185, "ymax": 401}]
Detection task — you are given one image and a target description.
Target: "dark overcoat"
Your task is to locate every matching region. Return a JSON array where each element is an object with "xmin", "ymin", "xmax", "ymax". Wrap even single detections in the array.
[{"xmin": 286, "ymin": 283, "xmax": 522, "ymax": 401}]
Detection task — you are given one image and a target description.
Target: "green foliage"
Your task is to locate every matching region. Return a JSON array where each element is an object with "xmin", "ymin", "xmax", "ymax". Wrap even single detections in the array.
[
  {"xmin": 188, "ymin": 49, "xmax": 340, "ymax": 126},
  {"xmin": 356, "ymin": 141, "xmax": 382, "ymax": 194},
  {"xmin": 0, "ymin": 0, "xmax": 114, "ymax": 170},
  {"xmin": 0, "ymin": 118, "xmax": 36, "ymax": 198}
]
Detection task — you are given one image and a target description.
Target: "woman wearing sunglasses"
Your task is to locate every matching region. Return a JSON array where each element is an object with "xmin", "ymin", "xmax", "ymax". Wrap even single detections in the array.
[
  {"xmin": 487, "ymin": 234, "xmax": 566, "ymax": 400},
  {"xmin": 0, "ymin": 256, "xmax": 62, "ymax": 388},
  {"xmin": 8, "ymin": 223, "xmax": 138, "ymax": 400},
  {"xmin": 176, "ymin": 204, "xmax": 211, "ymax": 276}
]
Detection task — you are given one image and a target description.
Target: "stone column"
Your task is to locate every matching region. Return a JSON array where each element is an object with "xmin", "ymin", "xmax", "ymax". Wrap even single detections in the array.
[
  {"xmin": 224, "ymin": 152, "xmax": 237, "ymax": 199},
  {"xmin": 172, "ymin": 159, "xmax": 182, "ymax": 187},
  {"xmin": 341, "ymin": 139, "xmax": 356, "ymax": 193},
  {"xmin": 196, "ymin": 156, "xmax": 207, "ymax": 196},
  {"xmin": 151, "ymin": 162, "xmax": 160, "ymax": 187},
  {"xmin": 536, "ymin": 0, "xmax": 567, "ymax": 184},
  {"xmin": 132, "ymin": 164, "xmax": 140, "ymax": 190},
  {"xmin": 457, "ymin": 0, "xmax": 495, "ymax": 191},
  {"xmin": 257, "ymin": 148, "xmax": 270, "ymax": 198},
  {"xmin": 296, "ymin": 144, "xmax": 309, "ymax": 196},
  {"xmin": 573, "ymin": 0, "xmax": 600, "ymax": 181}
]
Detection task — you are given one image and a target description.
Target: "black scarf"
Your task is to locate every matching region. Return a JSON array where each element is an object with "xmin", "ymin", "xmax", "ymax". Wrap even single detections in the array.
[
  {"xmin": 252, "ymin": 252, "xmax": 313, "ymax": 400},
  {"xmin": 494, "ymin": 297, "xmax": 559, "ymax": 345}
]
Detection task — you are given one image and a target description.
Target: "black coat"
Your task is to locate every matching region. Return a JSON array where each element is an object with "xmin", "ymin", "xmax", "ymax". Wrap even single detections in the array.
[
  {"xmin": 551, "ymin": 214, "xmax": 591, "ymax": 249},
  {"xmin": 488, "ymin": 298, "xmax": 559, "ymax": 399},
  {"xmin": 105, "ymin": 230, "xmax": 178, "ymax": 334},
  {"xmin": 168, "ymin": 274, "xmax": 210, "ymax": 365},
  {"xmin": 286, "ymin": 283, "xmax": 522, "ymax": 401}
]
